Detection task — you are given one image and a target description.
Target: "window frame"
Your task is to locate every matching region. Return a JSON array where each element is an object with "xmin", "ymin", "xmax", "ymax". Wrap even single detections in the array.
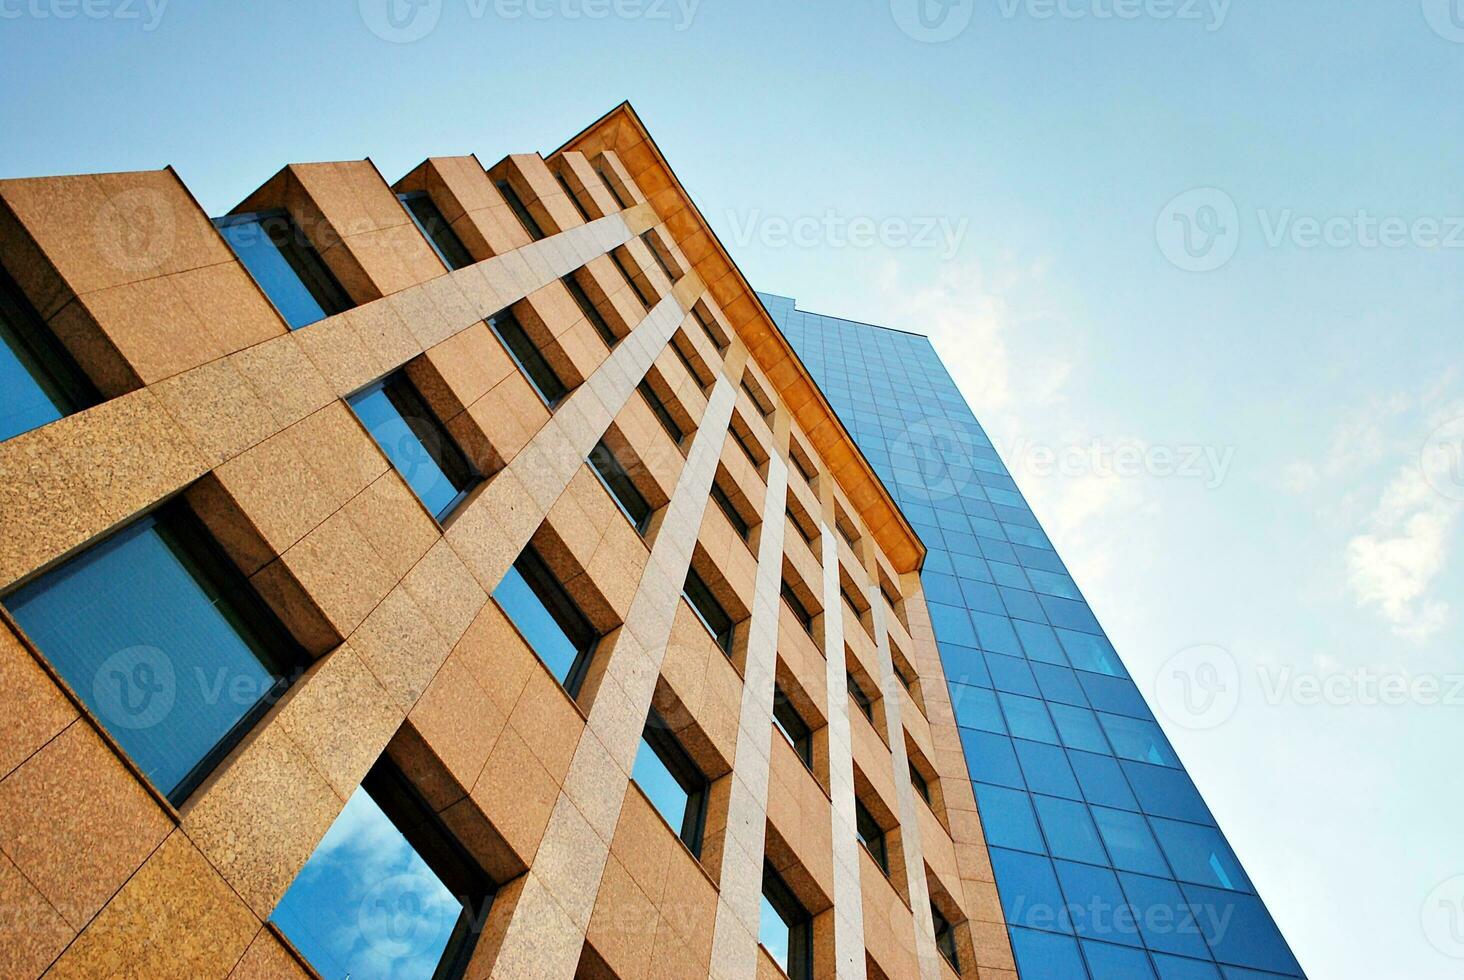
[
  {"xmin": 638, "ymin": 379, "xmax": 684, "ymax": 445},
  {"xmin": 488, "ymin": 308, "xmax": 569, "ymax": 407},
  {"xmin": 780, "ymin": 581, "xmax": 815, "ymax": 637},
  {"xmin": 772, "ymin": 686, "xmax": 813, "ymax": 770},
  {"xmin": 587, "ymin": 439, "xmax": 652, "ymax": 535},
  {"xmin": 562, "ymin": 273, "xmax": 618, "ymax": 347},
  {"xmin": 554, "ymin": 171, "xmax": 592, "ymax": 222},
  {"xmin": 495, "ymin": 178, "xmax": 545, "ymax": 240},
  {"xmin": 3, "ymin": 499, "xmax": 306, "ymax": 806},
  {"xmin": 347, "ymin": 371, "xmax": 481, "ymax": 522},
  {"xmin": 273, "ymin": 759, "xmax": 495, "ymax": 980},
  {"xmin": 909, "ymin": 759, "xmax": 932, "ymax": 805},
  {"xmin": 213, "ymin": 208, "xmax": 353, "ymax": 329},
  {"xmin": 496, "ymin": 547, "xmax": 600, "ymax": 696},
  {"xmin": 761, "ymin": 862, "xmax": 813, "ymax": 980},
  {"xmin": 682, "ymin": 567, "xmax": 734, "ymax": 655},
  {"xmin": 847, "ymin": 671, "xmax": 875, "ymax": 723},
  {"xmin": 931, "ymin": 903, "xmax": 961, "ymax": 973},
  {"xmin": 610, "ymin": 248, "xmax": 657, "ymax": 308},
  {"xmin": 635, "ymin": 711, "xmax": 710, "ymax": 857},
  {"xmin": 397, "ymin": 191, "xmax": 474, "ymax": 271},
  {"xmin": 855, "ymin": 798, "xmax": 889, "ymax": 875},
  {"xmin": 0, "ymin": 263, "xmax": 96, "ymax": 442},
  {"xmin": 710, "ymin": 481, "xmax": 750, "ymax": 542},
  {"xmin": 640, "ymin": 231, "xmax": 677, "ymax": 283}
]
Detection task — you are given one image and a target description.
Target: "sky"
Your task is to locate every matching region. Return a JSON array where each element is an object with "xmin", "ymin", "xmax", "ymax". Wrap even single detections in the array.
[{"xmin": 3, "ymin": 1, "xmax": 1462, "ymax": 976}]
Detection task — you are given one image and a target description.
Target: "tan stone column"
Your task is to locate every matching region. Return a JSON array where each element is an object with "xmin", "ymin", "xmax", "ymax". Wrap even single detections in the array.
[
  {"xmin": 706, "ymin": 429, "xmax": 790, "ymax": 980},
  {"xmin": 821, "ymin": 519, "xmax": 870, "ymax": 979},
  {"xmin": 482, "ymin": 371, "xmax": 740, "ymax": 979}
]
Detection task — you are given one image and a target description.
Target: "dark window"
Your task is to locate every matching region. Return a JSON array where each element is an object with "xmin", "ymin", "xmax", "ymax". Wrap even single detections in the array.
[
  {"xmin": 670, "ymin": 335, "xmax": 708, "ymax": 389},
  {"xmin": 596, "ymin": 165, "xmax": 631, "ymax": 209},
  {"xmin": 611, "ymin": 249, "xmax": 656, "ymax": 308},
  {"xmin": 0, "ymin": 265, "xmax": 94, "ymax": 443},
  {"xmin": 588, "ymin": 440, "xmax": 651, "ymax": 534},
  {"xmin": 741, "ymin": 380, "xmax": 773, "ymax": 420},
  {"xmin": 348, "ymin": 372, "xmax": 479, "ymax": 521},
  {"xmin": 692, "ymin": 306, "xmax": 727, "ymax": 353},
  {"xmin": 847, "ymin": 672, "xmax": 874, "ymax": 723},
  {"xmin": 638, "ymin": 380, "xmax": 683, "ymax": 444},
  {"xmin": 555, "ymin": 172, "xmax": 591, "ymax": 222},
  {"xmin": 398, "ymin": 191, "xmax": 474, "ymax": 271},
  {"xmin": 640, "ymin": 231, "xmax": 677, "ymax": 282},
  {"xmin": 893, "ymin": 660, "xmax": 915, "ymax": 694},
  {"xmin": 835, "ymin": 516, "xmax": 859, "ymax": 549},
  {"xmin": 840, "ymin": 586, "xmax": 864, "ymax": 619},
  {"xmin": 772, "ymin": 687, "xmax": 813, "ymax": 769},
  {"xmin": 789, "ymin": 447, "xmax": 817, "ymax": 484},
  {"xmin": 489, "ymin": 309, "xmax": 568, "ymax": 406},
  {"xmin": 495, "ymin": 179, "xmax": 545, "ymax": 240},
  {"xmin": 632, "ymin": 712, "xmax": 708, "ymax": 855},
  {"xmin": 493, "ymin": 548, "xmax": 598, "ymax": 694},
  {"xmin": 932, "ymin": 904, "xmax": 961, "ymax": 972},
  {"xmin": 909, "ymin": 760, "xmax": 932, "ymax": 804},
  {"xmin": 272, "ymin": 760, "xmax": 493, "ymax": 980},
  {"xmin": 786, "ymin": 509, "xmax": 815, "ymax": 547},
  {"xmin": 683, "ymin": 568, "xmax": 734, "ymax": 655},
  {"xmin": 214, "ymin": 210, "xmax": 353, "ymax": 329},
  {"xmin": 855, "ymin": 800, "xmax": 889, "ymax": 875},
  {"xmin": 562, "ymin": 274, "xmax": 617, "ymax": 347},
  {"xmin": 760, "ymin": 863, "xmax": 812, "ymax": 980},
  {"xmin": 781, "ymin": 581, "xmax": 815, "ymax": 637},
  {"xmin": 730, "ymin": 425, "xmax": 763, "ymax": 470},
  {"xmin": 4, "ymin": 501, "xmax": 305, "ymax": 805},
  {"xmin": 711, "ymin": 482, "xmax": 749, "ymax": 541}
]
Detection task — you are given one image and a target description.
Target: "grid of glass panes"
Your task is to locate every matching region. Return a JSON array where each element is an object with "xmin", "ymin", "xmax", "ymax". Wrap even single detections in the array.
[{"xmin": 764, "ymin": 293, "xmax": 1303, "ymax": 980}]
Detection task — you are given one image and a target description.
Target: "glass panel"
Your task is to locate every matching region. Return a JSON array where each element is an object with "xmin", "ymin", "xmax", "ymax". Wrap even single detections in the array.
[
  {"xmin": 683, "ymin": 568, "xmax": 733, "ymax": 652},
  {"xmin": 1150, "ymin": 818, "xmax": 1251, "ymax": 891},
  {"xmin": 0, "ymin": 270, "xmax": 89, "ymax": 442},
  {"xmin": 489, "ymin": 310, "xmax": 567, "ymax": 406},
  {"xmin": 759, "ymin": 890, "xmax": 791, "ymax": 972},
  {"xmin": 632, "ymin": 734, "xmax": 690, "ymax": 836},
  {"xmin": 349, "ymin": 374, "xmax": 477, "ymax": 520},
  {"xmin": 855, "ymin": 800, "xmax": 887, "ymax": 873},
  {"xmin": 638, "ymin": 380, "xmax": 683, "ymax": 443},
  {"xmin": 495, "ymin": 179, "xmax": 544, "ymax": 240},
  {"xmin": 1010, "ymin": 927, "xmax": 1086, "ymax": 979},
  {"xmin": 1033, "ymin": 795, "xmax": 1107, "ymax": 865},
  {"xmin": 215, "ymin": 211, "xmax": 351, "ymax": 329},
  {"xmin": 6, "ymin": 506, "xmax": 296, "ymax": 803},
  {"xmin": 974, "ymin": 783, "xmax": 1045, "ymax": 853},
  {"xmin": 562, "ymin": 274, "xmax": 616, "ymax": 346},
  {"xmin": 588, "ymin": 440, "xmax": 651, "ymax": 533},
  {"xmin": 1082, "ymin": 940, "xmax": 1156, "ymax": 979},
  {"xmin": 492, "ymin": 550, "xmax": 595, "ymax": 691},
  {"xmin": 399, "ymin": 192, "xmax": 473, "ymax": 271},
  {"xmin": 1091, "ymin": 806, "xmax": 1169, "ymax": 876},
  {"xmin": 1098, "ymin": 712, "xmax": 1180, "ymax": 767},
  {"xmin": 271, "ymin": 775, "xmax": 474, "ymax": 980}
]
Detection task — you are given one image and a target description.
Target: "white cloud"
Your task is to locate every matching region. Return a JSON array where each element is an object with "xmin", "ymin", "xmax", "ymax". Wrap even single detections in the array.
[{"xmin": 1345, "ymin": 459, "xmax": 1461, "ymax": 641}]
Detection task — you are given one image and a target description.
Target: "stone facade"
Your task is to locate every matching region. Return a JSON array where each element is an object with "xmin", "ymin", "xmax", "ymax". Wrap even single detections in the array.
[{"xmin": 0, "ymin": 103, "xmax": 1010, "ymax": 979}]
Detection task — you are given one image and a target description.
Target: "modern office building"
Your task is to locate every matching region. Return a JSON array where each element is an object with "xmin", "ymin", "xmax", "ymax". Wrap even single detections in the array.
[
  {"xmin": 769, "ymin": 297, "xmax": 1305, "ymax": 979},
  {"xmin": 0, "ymin": 103, "xmax": 1022, "ymax": 980}
]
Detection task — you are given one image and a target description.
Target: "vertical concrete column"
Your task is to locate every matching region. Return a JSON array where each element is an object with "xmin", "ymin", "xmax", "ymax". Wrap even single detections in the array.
[
  {"xmin": 484, "ymin": 373, "xmax": 739, "ymax": 979},
  {"xmin": 707, "ymin": 427, "xmax": 790, "ymax": 980},
  {"xmin": 866, "ymin": 587, "xmax": 941, "ymax": 979},
  {"xmin": 820, "ymin": 513, "xmax": 870, "ymax": 979}
]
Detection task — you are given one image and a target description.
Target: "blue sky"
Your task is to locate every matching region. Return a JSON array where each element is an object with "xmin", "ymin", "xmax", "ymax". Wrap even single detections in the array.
[{"xmin": 4, "ymin": 2, "xmax": 1463, "ymax": 976}]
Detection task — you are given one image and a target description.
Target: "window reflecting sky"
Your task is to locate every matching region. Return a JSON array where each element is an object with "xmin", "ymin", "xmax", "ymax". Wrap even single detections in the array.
[{"xmin": 272, "ymin": 787, "xmax": 462, "ymax": 980}]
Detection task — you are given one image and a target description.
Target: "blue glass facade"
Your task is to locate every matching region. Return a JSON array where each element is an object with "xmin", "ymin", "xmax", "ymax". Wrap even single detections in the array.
[{"xmin": 766, "ymin": 293, "xmax": 1303, "ymax": 980}]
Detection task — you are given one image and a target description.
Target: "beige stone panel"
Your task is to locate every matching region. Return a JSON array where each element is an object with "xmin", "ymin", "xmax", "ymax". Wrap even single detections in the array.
[
  {"xmin": 0, "ymin": 624, "xmax": 76, "ymax": 782},
  {"xmin": 44, "ymin": 830, "xmax": 258, "ymax": 980},
  {"xmin": 0, "ymin": 720, "xmax": 170, "ymax": 929}
]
